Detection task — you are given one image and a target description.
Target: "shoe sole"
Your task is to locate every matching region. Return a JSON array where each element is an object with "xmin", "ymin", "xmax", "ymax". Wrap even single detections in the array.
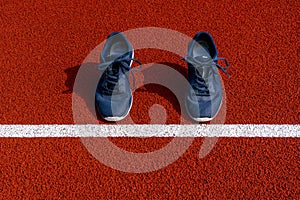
[{"xmin": 103, "ymin": 50, "xmax": 135, "ymax": 122}]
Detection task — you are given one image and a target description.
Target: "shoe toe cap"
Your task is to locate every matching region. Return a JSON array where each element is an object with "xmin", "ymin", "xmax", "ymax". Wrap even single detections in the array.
[
  {"xmin": 186, "ymin": 94, "xmax": 212, "ymax": 119},
  {"xmin": 95, "ymin": 93, "xmax": 132, "ymax": 120}
]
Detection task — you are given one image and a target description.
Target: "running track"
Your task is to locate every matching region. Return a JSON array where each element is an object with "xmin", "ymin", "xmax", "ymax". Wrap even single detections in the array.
[{"xmin": 0, "ymin": 0, "xmax": 299, "ymax": 199}]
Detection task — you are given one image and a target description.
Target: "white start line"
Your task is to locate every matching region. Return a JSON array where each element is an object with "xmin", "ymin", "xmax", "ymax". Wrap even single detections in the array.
[{"xmin": 0, "ymin": 124, "xmax": 298, "ymax": 137}]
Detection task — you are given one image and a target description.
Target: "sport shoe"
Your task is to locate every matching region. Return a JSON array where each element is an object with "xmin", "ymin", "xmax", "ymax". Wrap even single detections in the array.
[
  {"xmin": 183, "ymin": 32, "xmax": 230, "ymax": 122},
  {"xmin": 95, "ymin": 32, "xmax": 141, "ymax": 121}
]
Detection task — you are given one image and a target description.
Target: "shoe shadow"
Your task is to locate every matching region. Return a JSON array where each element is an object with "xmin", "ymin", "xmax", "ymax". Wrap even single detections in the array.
[
  {"xmin": 133, "ymin": 62, "xmax": 197, "ymax": 124},
  {"xmin": 154, "ymin": 62, "xmax": 223, "ymax": 125},
  {"xmin": 62, "ymin": 65, "xmax": 80, "ymax": 94},
  {"xmin": 62, "ymin": 61, "xmax": 207, "ymax": 124},
  {"xmin": 63, "ymin": 62, "xmax": 115, "ymax": 124}
]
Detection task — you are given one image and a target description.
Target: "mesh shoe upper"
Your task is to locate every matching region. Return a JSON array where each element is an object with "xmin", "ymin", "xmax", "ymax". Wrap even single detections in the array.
[
  {"xmin": 95, "ymin": 32, "xmax": 136, "ymax": 121},
  {"xmin": 185, "ymin": 32, "xmax": 229, "ymax": 121}
]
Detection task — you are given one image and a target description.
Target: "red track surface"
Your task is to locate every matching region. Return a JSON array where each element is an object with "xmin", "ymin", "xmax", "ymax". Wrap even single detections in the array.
[{"xmin": 0, "ymin": 0, "xmax": 299, "ymax": 199}]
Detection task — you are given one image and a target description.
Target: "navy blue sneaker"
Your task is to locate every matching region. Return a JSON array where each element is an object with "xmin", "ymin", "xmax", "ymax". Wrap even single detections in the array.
[
  {"xmin": 95, "ymin": 32, "xmax": 141, "ymax": 121},
  {"xmin": 184, "ymin": 32, "xmax": 230, "ymax": 122}
]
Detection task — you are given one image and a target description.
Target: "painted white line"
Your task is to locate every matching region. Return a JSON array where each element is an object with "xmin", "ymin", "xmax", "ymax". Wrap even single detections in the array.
[{"xmin": 0, "ymin": 124, "xmax": 299, "ymax": 137}]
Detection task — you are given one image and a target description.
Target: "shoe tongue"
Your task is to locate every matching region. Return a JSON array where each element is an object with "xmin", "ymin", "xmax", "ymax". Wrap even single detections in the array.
[
  {"xmin": 106, "ymin": 52, "xmax": 131, "ymax": 66},
  {"xmin": 194, "ymin": 44, "xmax": 211, "ymax": 62},
  {"xmin": 107, "ymin": 54, "xmax": 120, "ymax": 61},
  {"xmin": 198, "ymin": 41, "xmax": 211, "ymax": 55},
  {"xmin": 194, "ymin": 55, "xmax": 211, "ymax": 63}
]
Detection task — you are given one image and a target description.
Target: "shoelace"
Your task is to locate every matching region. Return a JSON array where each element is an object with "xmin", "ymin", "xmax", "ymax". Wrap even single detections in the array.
[
  {"xmin": 97, "ymin": 57, "xmax": 142, "ymax": 94},
  {"xmin": 182, "ymin": 56, "xmax": 230, "ymax": 96},
  {"xmin": 213, "ymin": 57, "xmax": 230, "ymax": 77}
]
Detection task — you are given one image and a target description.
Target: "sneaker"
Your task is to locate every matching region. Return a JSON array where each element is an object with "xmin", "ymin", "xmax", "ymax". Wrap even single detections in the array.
[
  {"xmin": 95, "ymin": 32, "xmax": 141, "ymax": 121},
  {"xmin": 183, "ymin": 32, "xmax": 230, "ymax": 122}
]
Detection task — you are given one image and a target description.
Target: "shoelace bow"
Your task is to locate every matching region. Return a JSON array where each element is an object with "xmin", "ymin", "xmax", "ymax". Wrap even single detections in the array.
[
  {"xmin": 97, "ymin": 57, "xmax": 142, "ymax": 93},
  {"xmin": 182, "ymin": 56, "xmax": 230, "ymax": 96}
]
